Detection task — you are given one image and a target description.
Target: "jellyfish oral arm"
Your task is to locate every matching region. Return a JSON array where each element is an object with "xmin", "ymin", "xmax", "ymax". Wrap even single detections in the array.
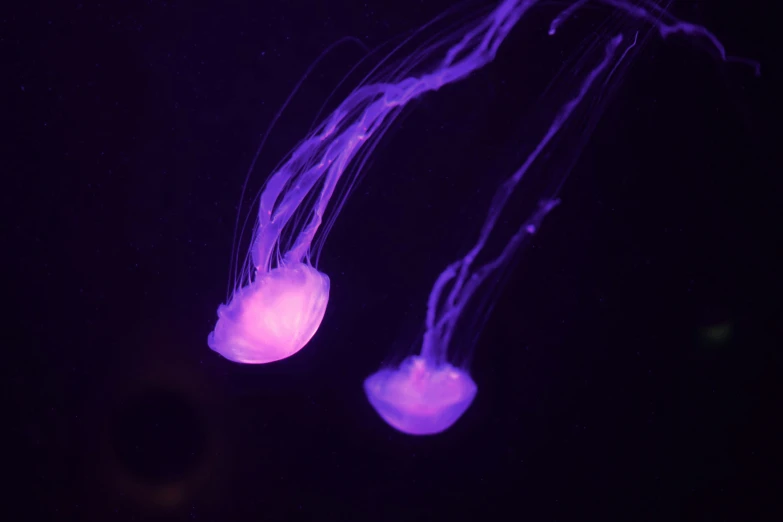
[
  {"xmin": 250, "ymin": 0, "xmax": 541, "ymax": 277},
  {"xmin": 427, "ymin": 35, "xmax": 626, "ymax": 358}
]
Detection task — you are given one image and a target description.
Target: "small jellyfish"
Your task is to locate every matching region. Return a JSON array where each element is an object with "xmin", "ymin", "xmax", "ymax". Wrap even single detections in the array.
[
  {"xmin": 364, "ymin": 0, "xmax": 758, "ymax": 435},
  {"xmin": 208, "ymin": 0, "xmax": 544, "ymax": 364},
  {"xmin": 365, "ymin": 356, "xmax": 478, "ymax": 436}
]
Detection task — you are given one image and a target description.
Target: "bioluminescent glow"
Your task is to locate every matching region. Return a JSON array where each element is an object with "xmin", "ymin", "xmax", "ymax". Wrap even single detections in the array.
[
  {"xmin": 208, "ymin": 0, "xmax": 546, "ymax": 364},
  {"xmin": 363, "ymin": 0, "xmax": 759, "ymax": 435}
]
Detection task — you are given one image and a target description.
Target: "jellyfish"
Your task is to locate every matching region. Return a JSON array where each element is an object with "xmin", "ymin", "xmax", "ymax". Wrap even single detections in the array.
[
  {"xmin": 208, "ymin": 0, "xmax": 553, "ymax": 364},
  {"xmin": 363, "ymin": 0, "xmax": 759, "ymax": 435}
]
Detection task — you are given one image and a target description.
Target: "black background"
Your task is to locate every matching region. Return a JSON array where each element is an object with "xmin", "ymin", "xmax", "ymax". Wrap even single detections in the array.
[{"xmin": 6, "ymin": 0, "xmax": 778, "ymax": 521}]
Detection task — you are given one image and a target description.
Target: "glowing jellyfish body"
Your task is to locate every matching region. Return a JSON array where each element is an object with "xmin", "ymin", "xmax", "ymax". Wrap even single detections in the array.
[
  {"xmin": 208, "ymin": 263, "xmax": 329, "ymax": 364},
  {"xmin": 364, "ymin": 356, "xmax": 476, "ymax": 436},
  {"xmin": 364, "ymin": 0, "xmax": 758, "ymax": 434},
  {"xmin": 209, "ymin": 0, "xmax": 546, "ymax": 364}
]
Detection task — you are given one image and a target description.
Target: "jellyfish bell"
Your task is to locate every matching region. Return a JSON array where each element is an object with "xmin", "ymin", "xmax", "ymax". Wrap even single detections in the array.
[
  {"xmin": 208, "ymin": 262, "xmax": 329, "ymax": 364},
  {"xmin": 364, "ymin": 352, "xmax": 477, "ymax": 436}
]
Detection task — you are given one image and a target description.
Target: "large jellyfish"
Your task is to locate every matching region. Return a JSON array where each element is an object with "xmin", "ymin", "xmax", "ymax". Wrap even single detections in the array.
[
  {"xmin": 363, "ymin": 0, "xmax": 759, "ymax": 435},
  {"xmin": 208, "ymin": 0, "xmax": 551, "ymax": 364}
]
